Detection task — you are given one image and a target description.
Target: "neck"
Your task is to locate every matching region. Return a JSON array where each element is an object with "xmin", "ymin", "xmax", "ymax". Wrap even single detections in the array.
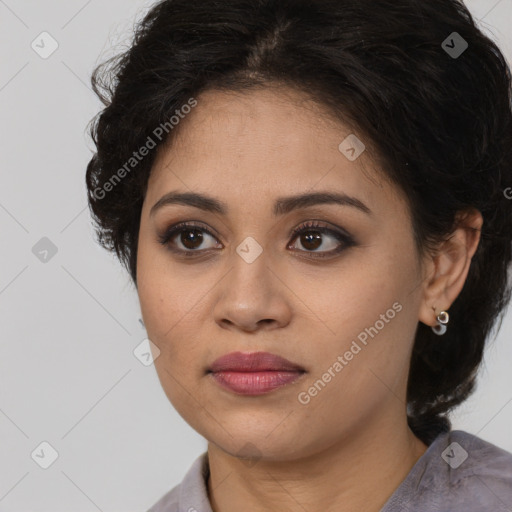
[{"xmin": 207, "ymin": 414, "xmax": 428, "ymax": 512}]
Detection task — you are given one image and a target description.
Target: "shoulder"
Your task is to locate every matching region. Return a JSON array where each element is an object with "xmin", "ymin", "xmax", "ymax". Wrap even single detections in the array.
[
  {"xmin": 425, "ymin": 430, "xmax": 512, "ymax": 509},
  {"xmin": 382, "ymin": 429, "xmax": 512, "ymax": 511},
  {"xmin": 447, "ymin": 430, "xmax": 512, "ymax": 479}
]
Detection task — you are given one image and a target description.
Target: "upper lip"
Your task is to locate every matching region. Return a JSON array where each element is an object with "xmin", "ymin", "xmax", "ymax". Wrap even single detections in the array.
[{"xmin": 209, "ymin": 351, "xmax": 305, "ymax": 373}]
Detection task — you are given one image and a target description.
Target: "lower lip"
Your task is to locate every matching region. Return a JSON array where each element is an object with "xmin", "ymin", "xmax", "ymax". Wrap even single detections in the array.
[{"xmin": 209, "ymin": 370, "xmax": 304, "ymax": 395}]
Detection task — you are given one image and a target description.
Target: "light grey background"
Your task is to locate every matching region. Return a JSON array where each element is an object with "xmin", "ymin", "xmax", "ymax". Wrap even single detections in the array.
[{"xmin": 0, "ymin": 1, "xmax": 511, "ymax": 510}]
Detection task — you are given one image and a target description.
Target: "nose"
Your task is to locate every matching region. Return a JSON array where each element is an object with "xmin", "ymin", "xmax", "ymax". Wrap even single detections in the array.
[{"xmin": 212, "ymin": 249, "xmax": 292, "ymax": 333}]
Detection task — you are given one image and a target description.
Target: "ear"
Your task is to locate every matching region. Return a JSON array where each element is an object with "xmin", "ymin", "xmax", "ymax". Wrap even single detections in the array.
[{"xmin": 418, "ymin": 208, "xmax": 483, "ymax": 328}]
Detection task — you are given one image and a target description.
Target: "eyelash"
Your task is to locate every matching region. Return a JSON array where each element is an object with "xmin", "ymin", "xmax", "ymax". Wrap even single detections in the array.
[{"xmin": 157, "ymin": 220, "xmax": 355, "ymax": 259}]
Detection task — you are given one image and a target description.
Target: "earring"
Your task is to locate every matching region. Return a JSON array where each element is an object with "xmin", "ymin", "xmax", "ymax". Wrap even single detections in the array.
[{"xmin": 431, "ymin": 306, "xmax": 449, "ymax": 335}]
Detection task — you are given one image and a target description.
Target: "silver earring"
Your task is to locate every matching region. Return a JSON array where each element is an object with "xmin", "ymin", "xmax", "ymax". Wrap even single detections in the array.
[{"xmin": 431, "ymin": 307, "xmax": 449, "ymax": 335}]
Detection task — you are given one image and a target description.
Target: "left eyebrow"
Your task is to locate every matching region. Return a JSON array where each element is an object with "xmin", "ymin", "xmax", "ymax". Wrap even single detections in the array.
[
  {"xmin": 149, "ymin": 191, "xmax": 373, "ymax": 218},
  {"xmin": 273, "ymin": 191, "xmax": 373, "ymax": 217}
]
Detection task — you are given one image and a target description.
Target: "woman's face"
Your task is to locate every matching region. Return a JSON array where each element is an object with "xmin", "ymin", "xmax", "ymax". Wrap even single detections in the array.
[{"xmin": 137, "ymin": 86, "xmax": 431, "ymax": 460}]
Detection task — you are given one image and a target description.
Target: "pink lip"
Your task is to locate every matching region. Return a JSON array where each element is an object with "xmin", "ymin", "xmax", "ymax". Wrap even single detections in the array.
[
  {"xmin": 208, "ymin": 351, "xmax": 306, "ymax": 395},
  {"xmin": 209, "ymin": 351, "xmax": 305, "ymax": 372}
]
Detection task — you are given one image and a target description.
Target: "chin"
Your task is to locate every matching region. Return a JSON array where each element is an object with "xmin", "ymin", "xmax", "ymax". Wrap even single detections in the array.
[{"xmin": 204, "ymin": 424, "xmax": 309, "ymax": 462}]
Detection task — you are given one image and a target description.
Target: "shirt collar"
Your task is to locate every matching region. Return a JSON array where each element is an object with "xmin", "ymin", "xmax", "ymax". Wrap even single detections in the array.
[{"xmin": 178, "ymin": 451, "xmax": 213, "ymax": 512}]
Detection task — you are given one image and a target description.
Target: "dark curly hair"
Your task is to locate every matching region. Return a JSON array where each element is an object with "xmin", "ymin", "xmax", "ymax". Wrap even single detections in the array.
[{"xmin": 85, "ymin": 0, "xmax": 512, "ymax": 446}]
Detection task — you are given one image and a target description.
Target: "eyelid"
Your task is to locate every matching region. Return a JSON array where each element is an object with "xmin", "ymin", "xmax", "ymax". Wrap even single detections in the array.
[
  {"xmin": 287, "ymin": 220, "xmax": 355, "ymax": 258},
  {"xmin": 157, "ymin": 220, "xmax": 220, "ymax": 246},
  {"xmin": 288, "ymin": 219, "xmax": 352, "ymax": 241},
  {"xmin": 158, "ymin": 219, "xmax": 355, "ymax": 257}
]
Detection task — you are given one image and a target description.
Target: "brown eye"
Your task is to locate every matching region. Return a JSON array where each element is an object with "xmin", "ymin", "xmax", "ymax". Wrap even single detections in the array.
[
  {"xmin": 158, "ymin": 222, "xmax": 221, "ymax": 254},
  {"xmin": 178, "ymin": 228, "xmax": 206, "ymax": 250},
  {"xmin": 289, "ymin": 229, "xmax": 342, "ymax": 252},
  {"xmin": 288, "ymin": 221, "xmax": 354, "ymax": 258}
]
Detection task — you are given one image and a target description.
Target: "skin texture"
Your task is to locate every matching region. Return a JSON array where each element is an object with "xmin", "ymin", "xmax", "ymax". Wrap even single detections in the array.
[{"xmin": 136, "ymin": 85, "xmax": 482, "ymax": 512}]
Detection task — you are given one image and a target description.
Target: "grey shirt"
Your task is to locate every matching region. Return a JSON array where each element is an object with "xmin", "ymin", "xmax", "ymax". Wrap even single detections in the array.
[{"xmin": 147, "ymin": 430, "xmax": 512, "ymax": 511}]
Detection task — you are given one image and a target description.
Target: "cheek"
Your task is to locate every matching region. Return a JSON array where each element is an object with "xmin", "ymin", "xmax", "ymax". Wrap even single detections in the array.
[
  {"xmin": 139, "ymin": 281, "xmax": 193, "ymax": 363},
  {"xmin": 138, "ymin": 273, "xmax": 206, "ymax": 410},
  {"xmin": 137, "ymin": 230, "xmax": 185, "ymax": 334},
  {"xmin": 297, "ymin": 244, "xmax": 418, "ymax": 377},
  {"xmin": 137, "ymin": 265, "xmax": 209, "ymax": 383},
  {"xmin": 137, "ymin": 242, "xmax": 182, "ymax": 359}
]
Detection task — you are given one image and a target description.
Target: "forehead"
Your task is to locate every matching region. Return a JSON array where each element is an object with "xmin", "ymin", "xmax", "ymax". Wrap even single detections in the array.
[
  {"xmin": 156, "ymin": 85, "xmax": 355, "ymax": 163},
  {"xmin": 146, "ymin": 86, "xmax": 404, "ymax": 216}
]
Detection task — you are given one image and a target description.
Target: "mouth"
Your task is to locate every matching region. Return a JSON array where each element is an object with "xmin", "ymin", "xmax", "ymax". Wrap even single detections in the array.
[{"xmin": 207, "ymin": 351, "xmax": 306, "ymax": 395}]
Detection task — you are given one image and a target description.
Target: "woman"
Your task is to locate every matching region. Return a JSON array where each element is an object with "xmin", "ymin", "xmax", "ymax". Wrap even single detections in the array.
[{"xmin": 85, "ymin": 0, "xmax": 512, "ymax": 510}]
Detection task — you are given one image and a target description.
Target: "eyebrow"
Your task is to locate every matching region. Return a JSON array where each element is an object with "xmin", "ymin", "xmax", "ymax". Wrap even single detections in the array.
[{"xmin": 149, "ymin": 191, "xmax": 372, "ymax": 218}]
